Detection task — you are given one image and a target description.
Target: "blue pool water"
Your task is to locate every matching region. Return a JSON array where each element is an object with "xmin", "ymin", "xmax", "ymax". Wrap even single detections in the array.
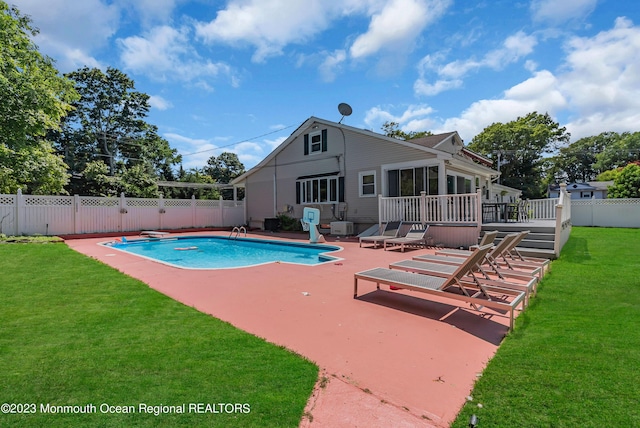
[{"xmin": 104, "ymin": 236, "xmax": 342, "ymax": 269}]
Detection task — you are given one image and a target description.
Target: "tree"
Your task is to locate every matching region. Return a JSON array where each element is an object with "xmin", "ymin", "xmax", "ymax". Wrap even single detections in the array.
[
  {"xmin": 594, "ymin": 132, "xmax": 640, "ymax": 172},
  {"xmin": 54, "ymin": 67, "xmax": 180, "ymax": 196},
  {"xmin": 170, "ymin": 167, "xmax": 220, "ymax": 200},
  {"xmin": 382, "ymin": 121, "xmax": 433, "ymax": 140},
  {"xmin": 468, "ymin": 112, "xmax": 570, "ymax": 199},
  {"xmin": 204, "ymin": 152, "xmax": 245, "ymax": 183},
  {"xmin": 607, "ymin": 163, "xmax": 640, "ymax": 198},
  {"xmin": 203, "ymin": 152, "xmax": 245, "ymax": 200},
  {"xmin": 0, "ymin": 2, "xmax": 78, "ymax": 193},
  {"xmin": 549, "ymin": 133, "xmax": 612, "ymax": 183}
]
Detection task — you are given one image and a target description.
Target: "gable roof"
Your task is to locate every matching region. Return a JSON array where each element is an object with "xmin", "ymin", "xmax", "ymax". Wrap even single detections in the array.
[{"xmin": 232, "ymin": 116, "xmax": 496, "ymax": 184}]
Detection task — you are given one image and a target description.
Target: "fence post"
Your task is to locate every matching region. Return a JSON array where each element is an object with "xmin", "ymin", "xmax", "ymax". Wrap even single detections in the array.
[
  {"xmin": 119, "ymin": 193, "xmax": 126, "ymax": 232},
  {"xmin": 16, "ymin": 188, "xmax": 24, "ymax": 235},
  {"xmin": 220, "ymin": 195, "xmax": 225, "ymax": 227},
  {"xmin": 74, "ymin": 194, "xmax": 80, "ymax": 234},
  {"xmin": 420, "ymin": 191, "xmax": 427, "ymax": 225},
  {"xmin": 159, "ymin": 194, "xmax": 164, "ymax": 230},
  {"xmin": 191, "ymin": 195, "xmax": 196, "ymax": 228}
]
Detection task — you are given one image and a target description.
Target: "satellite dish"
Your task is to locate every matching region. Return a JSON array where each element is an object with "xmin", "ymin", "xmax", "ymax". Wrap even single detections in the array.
[{"xmin": 338, "ymin": 103, "xmax": 352, "ymax": 123}]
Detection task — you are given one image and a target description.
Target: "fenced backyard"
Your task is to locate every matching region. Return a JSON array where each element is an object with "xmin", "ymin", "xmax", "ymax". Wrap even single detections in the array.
[{"xmin": 0, "ymin": 190, "xmax": 245, "ymax": 236}]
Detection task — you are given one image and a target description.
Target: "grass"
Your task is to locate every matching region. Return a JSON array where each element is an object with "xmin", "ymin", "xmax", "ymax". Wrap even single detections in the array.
[
  {"xmin": 452, "ymin": 227, "xmax": 640, "ymax": 427},
  {"xmin": 0, "ymin": 243, "xmax": 318, "ymax": 427}
]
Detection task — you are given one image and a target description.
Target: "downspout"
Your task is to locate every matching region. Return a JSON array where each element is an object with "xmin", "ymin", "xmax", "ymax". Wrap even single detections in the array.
[{"xmin": 273, "ymin": 155, "xmax": 278, "ymax": 217}]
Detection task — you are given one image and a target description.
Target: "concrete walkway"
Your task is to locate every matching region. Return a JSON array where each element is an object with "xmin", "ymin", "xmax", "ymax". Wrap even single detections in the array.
[{"xmin": 66, "ymin": 232, "xmax": 514, "ymax": 427}]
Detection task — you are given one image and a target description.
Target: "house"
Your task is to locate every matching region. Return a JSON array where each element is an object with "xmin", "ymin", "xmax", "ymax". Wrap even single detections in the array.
[
  {"xmin": 232, "ymin": 116, "xmax": 507, "ymax": 233},
  {"xmin": 548, "ymin": 181, "xmax": 613, "ymax": 199}
]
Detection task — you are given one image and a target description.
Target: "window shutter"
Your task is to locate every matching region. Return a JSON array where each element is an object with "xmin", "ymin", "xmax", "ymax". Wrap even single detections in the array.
[
  {"xmin": 304, "ymin": 134, "xmax": 309, "ymax": 155},
  {"xmin": 339, "ymin": 177, "xmax": 345, "ymax": 202},
  {"xmin": 321, "ymin": 129, "xmax": 327, "ymax": 152},
  {"xmin": 296, "ymin": 182, "xmax": 301, "ymax": 204}
]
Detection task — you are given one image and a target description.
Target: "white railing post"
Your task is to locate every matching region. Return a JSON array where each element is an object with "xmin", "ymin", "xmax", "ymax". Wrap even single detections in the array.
[
  {"xmin": 476, "ymin": 189, "xmax": 482, "ymax": 234},
  {"xmin": 420, "ymin": 191, "xmax": 427, "ymax": 225}
]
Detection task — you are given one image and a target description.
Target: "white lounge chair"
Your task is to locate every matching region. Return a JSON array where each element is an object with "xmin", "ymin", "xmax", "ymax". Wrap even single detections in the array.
[
  {"xmin": 359, "ymin": 221, "xmax": 402, "ymax": 249},
  {"xmin": 383, "ymin": 226, "xmax": 430, "ymax": 252}
]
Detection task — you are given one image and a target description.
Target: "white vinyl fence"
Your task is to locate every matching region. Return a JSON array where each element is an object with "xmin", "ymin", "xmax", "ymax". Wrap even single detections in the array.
[
  {"xmin": 571, "ymin": 198, "xmax": 640, "ymax": 228},
  {"xmin": 0, "ymin": 190, "xmax": 245, "ymax": 236}
]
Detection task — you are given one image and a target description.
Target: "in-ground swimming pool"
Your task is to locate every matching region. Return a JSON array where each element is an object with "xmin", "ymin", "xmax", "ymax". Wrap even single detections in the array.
[{"xmin": 104, "ymin": 235, "xmax": 343, "ymax": 269}]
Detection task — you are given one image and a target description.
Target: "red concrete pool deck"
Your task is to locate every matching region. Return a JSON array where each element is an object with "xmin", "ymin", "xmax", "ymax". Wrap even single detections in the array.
[{"xmin": 66, "ymin": 231, "xmax": 516, "ymax": 427}]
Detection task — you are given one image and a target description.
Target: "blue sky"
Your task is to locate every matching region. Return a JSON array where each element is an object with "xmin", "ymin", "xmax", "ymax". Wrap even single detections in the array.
[{"xmin": 13, "ymin": 0, "xmax": 640, "ymax": 170}]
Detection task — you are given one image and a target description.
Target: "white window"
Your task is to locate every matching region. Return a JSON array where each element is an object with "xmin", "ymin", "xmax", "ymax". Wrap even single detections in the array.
[
  {"xmin": 359, "ymin": 171, "xmax": 376, "ymax": 197},
  {"xmin": 297, "ymin": 176, "xmax": 339, "ymax": 204},
  {"xmin": 309, "ymin": 132, "xmax": 322, "ymax": 153}
]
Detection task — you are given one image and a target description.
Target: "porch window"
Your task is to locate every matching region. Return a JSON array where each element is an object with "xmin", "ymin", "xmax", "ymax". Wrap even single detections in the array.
[
  {"xmin": 359, "ymin": 171, "xmax": 376, "ymax": 197},
  {"xmin": 387, "ymin": 165, "xmax": 439, "ymax": 197},
  {"xmin": 447, "ymin": 174, "xmax": 472, "ymax": 194}
]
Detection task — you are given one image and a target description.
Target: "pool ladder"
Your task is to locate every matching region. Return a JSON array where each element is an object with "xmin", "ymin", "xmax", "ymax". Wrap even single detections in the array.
[{"xmin": 229, "ymin": 226, "xmax": 247, "ymax": 239}]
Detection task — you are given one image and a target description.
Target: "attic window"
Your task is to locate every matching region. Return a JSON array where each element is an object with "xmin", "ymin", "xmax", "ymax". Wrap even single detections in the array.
[{"xmin": 304, "ymin": 129, "xmax": 328, "ymax": 155}]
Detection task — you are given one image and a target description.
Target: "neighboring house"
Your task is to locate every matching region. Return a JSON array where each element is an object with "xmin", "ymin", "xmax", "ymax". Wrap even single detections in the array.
[
  {"xmin": 548, "ymin": 181, "xmax": 613, "ymax": 199},
  {"xmin": 232, "ymin": 116, "xmax": 509, "ymax": 232}
]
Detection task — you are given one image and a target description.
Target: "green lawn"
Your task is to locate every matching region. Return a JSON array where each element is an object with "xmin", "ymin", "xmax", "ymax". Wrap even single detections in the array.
[
  {"xmin": 0, "ymin": 243, "xmax": 318, "ymax": 427},
  {"xmin": 453, "ymin": 227, "xmax": 640, "ymax": 427}
]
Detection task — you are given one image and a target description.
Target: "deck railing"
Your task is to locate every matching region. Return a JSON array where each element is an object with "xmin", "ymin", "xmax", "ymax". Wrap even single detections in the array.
[
  {"xmin": 378, "ymin": 190, "xmax": 481, "ymax": 225},
  {"xmin": 525, "ymin": 198, "xmax": 559, "ymax": 220},
  {"xmin": 554, "ymin": 183, "xmax": 572, "ymax": 256}
]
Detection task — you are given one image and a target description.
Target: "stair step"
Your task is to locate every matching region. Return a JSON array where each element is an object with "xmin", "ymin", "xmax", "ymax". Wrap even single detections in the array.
[{"xmin": 516, "ymin": 247, "xmax": 557, "ymax": 260}]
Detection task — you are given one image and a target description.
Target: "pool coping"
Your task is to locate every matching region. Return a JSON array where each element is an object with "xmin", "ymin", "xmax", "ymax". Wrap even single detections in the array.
[{"xmin": 66, "ymin": 230, "xmax": 514, "ymax": 427}]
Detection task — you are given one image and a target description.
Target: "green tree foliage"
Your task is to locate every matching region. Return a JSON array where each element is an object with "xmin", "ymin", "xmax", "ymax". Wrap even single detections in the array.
[
  {"xmin": 171, "ymin": 167, "xmax": 220, "ymax": 200},
  {"xmin": 593, "ymin": 131, "xmax": 640, "ymax": 172},
  {"xmin": 0, "ymin": 2, "xmax": 78, "ymax": 193},
  {"xmin": 545, "ymin": 132, "xmax": 640, "ymax": 186},
  {"xmin": 550, "ymin": 133, "xmax": 612, "ymax": 182},
  {"xmin": 54, "ymin": 67, "xmax": 181, "ymax": 196},
  {"xmin": 204, "ymin": 152, "xmax": 245, "ymax": 183},
  {"xmin": 468, "ymin": 112, "xmax": 570, "ymax": 198},
  {"xmin": 596, "ymin": 168, "xmax": 620, "ymax": 182},
  {"xmin": 607, "ymin": 163, "xmax": 640, "ymax": 198},
  {"xmin": 381, "ymin": 121, "xmax": 433, "ymax": 140}
]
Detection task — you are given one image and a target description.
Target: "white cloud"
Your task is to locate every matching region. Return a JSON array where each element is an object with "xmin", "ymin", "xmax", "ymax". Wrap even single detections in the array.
[
  {"xmin": 350, "ymin": 0, "xmax": 450, "ymax": 59},
  {"xmin": 364, "ymin": 104, "xmax": 436, "ymax": 132},
  {"xmin": 319, "ymin": 50, "xmax": 347, "ymax": 82},
  {"xmin": 148, "ymin": 95, "xmax": 173, "ymax": 111},
  {"xmin": 194, "ymin": 0, "xmax": 450, "ymax": 65},
  {"xmin": 118, "ymin": 25, "xmax": 238, "ymax": 85},
  {"xmin": 558, "ymin": 17, "xmax": 640, "ymax": 139},
  {"xmin": 386, "ymin": 18, "xmax": 640, "ymax": 145},
  {"xmin": 14, "ymin": 0, "xmax": 120, "ymax": 71},
  {"xmin": 118, "ymin": 0, "xmax": 179, "ymax": 26},
  {"xmin": 530, "ymin": 0, "xmax": 597, "ymax": 26},
  {"xmin": 194, "ymin": 0, "xmax": 334, "ymax": 62},
  {"xmin": 414, "ymin": 31, "xmax": 537, "ymax": 96}
]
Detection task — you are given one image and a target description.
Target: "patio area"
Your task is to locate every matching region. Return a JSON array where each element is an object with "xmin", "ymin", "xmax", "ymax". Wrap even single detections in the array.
[{"xmin": 66, "ymin": 231, "xmax": 519, "ymax": 427}]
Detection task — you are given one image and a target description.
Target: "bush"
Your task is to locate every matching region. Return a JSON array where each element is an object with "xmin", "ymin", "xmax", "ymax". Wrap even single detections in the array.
[{"xmin": 277, "ymin": 213, "xmax": 303, "ymax": 231}]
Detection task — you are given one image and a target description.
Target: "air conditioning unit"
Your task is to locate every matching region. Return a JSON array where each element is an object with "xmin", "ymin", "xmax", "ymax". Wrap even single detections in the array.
[{"xmin": 330, "ymin": 221, "xmax": 353, "ymax": 235}]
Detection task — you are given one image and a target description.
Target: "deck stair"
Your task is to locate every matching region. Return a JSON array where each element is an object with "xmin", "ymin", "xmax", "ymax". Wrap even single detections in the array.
[{"xmin": 480, "ymin": 221, "xmax": 557, "ymax": 259}]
